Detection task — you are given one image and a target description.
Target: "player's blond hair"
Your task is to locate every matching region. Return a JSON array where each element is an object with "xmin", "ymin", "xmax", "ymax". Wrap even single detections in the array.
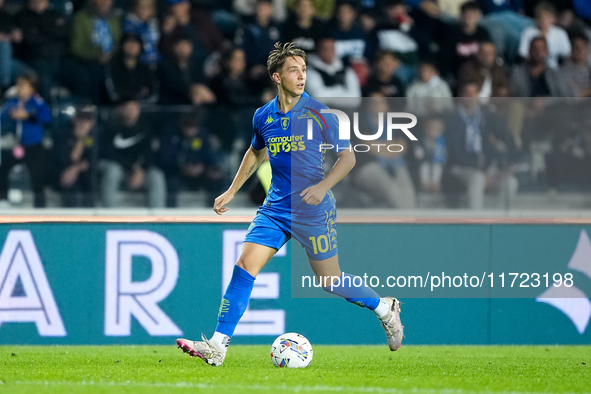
[{"xmin": 266, "ymin": 42, "xmax": 307, "ymax": 82}]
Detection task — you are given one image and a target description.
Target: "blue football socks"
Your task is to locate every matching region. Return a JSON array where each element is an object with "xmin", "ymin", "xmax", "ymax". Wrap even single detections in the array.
[
  {"xmin": 215, "ymin": 265, "xmax": 256, "ymax": 337},
  {"xmin": 323, "ymin": 273, "xmax": 380, "ymax": 310}
]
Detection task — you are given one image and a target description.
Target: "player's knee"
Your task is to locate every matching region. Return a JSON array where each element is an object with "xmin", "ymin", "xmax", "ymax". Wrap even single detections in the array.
[{"xmin": 235, "ymin": 259, "xmax": 258, "ymax": 277}]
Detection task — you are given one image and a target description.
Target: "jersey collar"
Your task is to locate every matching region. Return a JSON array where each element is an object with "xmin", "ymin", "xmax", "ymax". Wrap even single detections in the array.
[{"xmin": 271, "ymin": 92, "xmax": 310, "ymax": 115}]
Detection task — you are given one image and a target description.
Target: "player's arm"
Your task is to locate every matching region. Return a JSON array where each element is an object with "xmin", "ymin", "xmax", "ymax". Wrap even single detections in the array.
[
  {"xmin": 213, "ymin": 146, "xmax": 266, "ymax": 215},
  {"xmin": 300, "ymin": 149, "xmax": 356, "ymax": 206}
]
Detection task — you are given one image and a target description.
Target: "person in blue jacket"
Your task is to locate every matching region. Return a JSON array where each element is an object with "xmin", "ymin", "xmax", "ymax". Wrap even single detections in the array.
[{"xmin": 0, "ymin": 73, "xmax": 52, "ymax": 207}]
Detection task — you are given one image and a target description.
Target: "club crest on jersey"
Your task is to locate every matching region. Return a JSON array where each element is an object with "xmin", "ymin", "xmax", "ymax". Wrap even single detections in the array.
[{"xmin": 281, "ymin": 117, "xmax": 290, "ymax": 131}]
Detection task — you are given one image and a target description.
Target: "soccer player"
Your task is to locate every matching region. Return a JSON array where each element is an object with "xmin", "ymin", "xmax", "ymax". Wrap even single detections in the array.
[{"xmin": 176, "ymin": 42, "xmax": 404, "ymax": 366}]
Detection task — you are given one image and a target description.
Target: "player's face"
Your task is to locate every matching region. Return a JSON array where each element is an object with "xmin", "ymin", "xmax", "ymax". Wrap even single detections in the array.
[{"xmin": 277, "ymin": 56, "xmax": 306, "ymax": 97}]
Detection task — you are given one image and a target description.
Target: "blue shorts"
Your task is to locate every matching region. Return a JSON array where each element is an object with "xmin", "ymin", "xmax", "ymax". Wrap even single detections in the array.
[{"xmin": 244, "ymin": 206, "xmax": 338, "ymax": 260}]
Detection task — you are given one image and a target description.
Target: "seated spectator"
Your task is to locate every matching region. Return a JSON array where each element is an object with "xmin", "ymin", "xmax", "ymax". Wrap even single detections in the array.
[
  {"xmin": 406, "ymin": 60, "xmax": 453, "ymax": 115},
  {"xmin": 491, "ymin": 83, "xmax": 526, "ymax": 150},
  {"xmin": 0, "ymin": 74, "xmax": 51, "ymax": 207},
  {"xmin": 99, "ymin": 101, "xmax": 166, "ymax": 208},
  {"xmin": 457, "ymin": 41, "xmax": 509, "ymax": 98},
  {"xmin": 349, "ymin": 94, "xmax": 416, "ymax": 209},
  {"xmin": 286, "ymin": 0, "xmax": 334, "ymax": 21},
  {"xmin": 518, "ymin": 1, "xmax": 571, "ymax": 68},
  {"xmin": 69, "ymin": 0, "xmax": 122, "ymax": 103},
  {"xmin": 208, "ymin": 46, "xmax": 263, "ymax": 149},
  {"xmin": 282, "ymin": 0, "xmax": 326, "ymax": 52},
  {"xmin": 159, "ymin": 0, "xmax": 224, "ymax": 61},
  {"xmin": 235, "ymin": 0, "xmax": 280, "ymax": 87},
  {"xmin": 511, "ymin": 36, "xmax": 572, "ymax": 97},
  {"xmin": 0, "ymin": 0, "xmax": 30, "ymax": 92},
  {"xmin": 443, "ymin": 81, "xmax": 520, "ymax": 209},
  {"xmin": 363, "ymin": 50, "xmax": 404, "ymax": 98},
  {"xmin": 441, "ymin": 1, "xmax": 490, "ymax": 81},
  {"xmin": 365, "ymin": 0, "xmax": 421, "ymax": 84},
  {"xmin": 306, "ymin": 37, "xmax": 361, "ymax": 106},
  {"xmin": 328, "ymin": 1, "xmax": 366, "ymax": 62},
  {"xmin": 56, "ymin": 107, "xmax": 97, "ymax": 207},
  {"xmin": 105, "ymin": 33, "xmax": 156, "ymax": 104},
  {"xmin": 233, "ymin": 0, "xmax": 287, "ymax": 23},
  {"xmin": 479, "ymin": 0, "xmax": 534, "ymax": 63},
  {"xmin": 412, "ymin": 117, "xmax": 446, "ymax": 193},
  {"xmin": 123, "ymin": 0, "xmax": 161, "ymax": 67},
  {"xmin": 15, "ymin": 0, "xmax": 70, "ymax": 99},
  {"xmin": 158, "ymin": 37, "xmax": 215, "ymax": 105},
  {"xmin": 546, "ymin": 101, "xmax": 591, "ymax": 190},
  {"xmin": 560, "ymin": 34, "xmax": 591, "ymax": 97},
  {"xmin": 159, "ymin": 111, "xmax": 224, "ymax": 207}
]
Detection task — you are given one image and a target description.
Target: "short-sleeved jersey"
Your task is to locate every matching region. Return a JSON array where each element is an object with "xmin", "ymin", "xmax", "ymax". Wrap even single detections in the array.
[{"xmin": 251, "ymin": 92, "xmax": 350, "ymax": 219}]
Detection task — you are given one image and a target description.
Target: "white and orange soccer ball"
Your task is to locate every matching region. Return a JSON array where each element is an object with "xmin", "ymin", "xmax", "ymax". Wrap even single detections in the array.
[{"xmin": 270, "ymin": 332, "xmax": 313, "ymax": 368}]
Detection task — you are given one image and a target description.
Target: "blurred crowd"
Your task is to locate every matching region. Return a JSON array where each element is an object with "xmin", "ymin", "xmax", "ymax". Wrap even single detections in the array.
[{"xmin": 1, "ymin": 0, "xmax": 591, "ymax": 209}]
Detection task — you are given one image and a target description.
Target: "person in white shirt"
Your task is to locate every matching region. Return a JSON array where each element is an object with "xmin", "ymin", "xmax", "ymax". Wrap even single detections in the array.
[
  {"xmin": 406, "ymin": 61, "xmax": 453, "ymax": 115},
  {"xmin": 305, "ymin": 37, "xmax": 361, "ymax": 107},
  {"xmin": 518, "ymin": 1, "xmax": 571, "ymax": 68}
]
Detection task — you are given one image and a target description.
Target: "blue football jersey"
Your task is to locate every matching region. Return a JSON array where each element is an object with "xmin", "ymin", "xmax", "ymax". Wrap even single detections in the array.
[{"xmin": 251, "ymin": 92, "xmax": 350, "ymax": 218}]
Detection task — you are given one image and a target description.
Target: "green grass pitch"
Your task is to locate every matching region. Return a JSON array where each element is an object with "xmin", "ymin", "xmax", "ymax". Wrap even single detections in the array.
[{"xmin": 1, "ymin": 345, "xmax": 589, "ymax": 394}]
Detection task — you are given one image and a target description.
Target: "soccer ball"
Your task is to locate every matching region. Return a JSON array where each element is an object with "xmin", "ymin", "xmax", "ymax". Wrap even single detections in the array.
[{"xmin": 270, "ymin": 332, "xmax": 313, "ymax": 368}]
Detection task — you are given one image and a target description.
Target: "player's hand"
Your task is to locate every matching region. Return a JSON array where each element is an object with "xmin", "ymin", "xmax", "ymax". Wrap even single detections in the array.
[
  {"xmin": 300, "ymin": 184, "xmax": 328, "ymax": 206},
  {"xmin": 214, "ymin": 189, "xmax": 236, "ymax": 215}
]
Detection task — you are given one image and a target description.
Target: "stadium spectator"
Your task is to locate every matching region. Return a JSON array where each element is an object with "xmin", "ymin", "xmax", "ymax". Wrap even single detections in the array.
[
  {"xmin": 349, "ymin": 94, "xmax": 416, "ymax": 209},
  {"xmin": 457, "ymin": 41, "xmax": 509, "ymax": 98},
  {"xmin": 159, "ymin": 111, "xmax": 224, "ymax": 207},
  {"xmin": 159, "ymin": 0, "xmax": 224, "ymax": 61},
  {"xmin": 479, "ymin": 0, "xmax": 534, "ymax": 63},
  {"xmin": 123, "ymin": 0, "xmax": 161, "ymax": 67},
  {"xmin": 443, "ymin": 81, "xmax": 519, "ymax": 210},
  {"xmin": 518, "ymin": 1, "xmax": 571, "ymax": 68},
  {"xmin": 99, "ymin": 100, "xmax": 166, "ymax": 208},
  {"xmin": 441, "ymin": 1, "xmax": 490, "ymax": 81},
  {"xmin": 233, "ymin": 0, "xmax": 287, "ymax": 22},
  {"xmin": 0, "ymin": 74, "xmax": 51, "ymax": 208},
  {"xmin": 328, "ymin": 1, "xmax": 366, "ymax": 62},
  {"xmin": 365, "ymin": 0, "xmax": 421, "ymax": 84},
  {"xmin": 15, "ymin": 0, "xmax": 70, "ymax": 99},
  {"xmin": 282, "ymin": 0, "xmax": 326, "ymax": 52},
  {"xmin": 406, "ymin": 60, "xmax": 453, "ymax": 115},
  {"xmin": 306, "ymin": 37, "xmax": 361, "ymax": 106},
  {"xmin": 208, "ymin": 46, "xmax": 263, "ymax": 150},
  {"xmin": 560, "ymin": 34, "xmax": 591, "ymax": 97},
  {"xmin": 363, "ymin": 50, "xmax": 404, "ymax": 98},
  {"xmin": 0, "ymin": 0, "xmax": 30, "ymax": 92},
  {"xmin": 158, "ymin": 37, "xmax": 215, "ymax": 105},
  {"xmin": 545, "ymin": 102, "xmax": 591, "ymax": 191},
  {"xmin": 286, "ymin": 0, "xmax": 334, "ymax": 21},
  {"xmin": 235, "ymin": 0, "xmax": 280, "ymax": 80},
  {"xmin": 511, "ymin": 36, "xmax": 572, "ymax": 97},
  {"xmin": 56, "ymin": 107, "xmax": 97, "ymax": 207},
  {"xmin": 69, "ymin": 0, "xmax": 122, "ymax": 103},
  {"xmin": 412, "ymin": 117, "xmax": 446, "ymax": 193},
  {"xmin": 105, "ymin": 33, "xmax": 156, "ymax": 104}
]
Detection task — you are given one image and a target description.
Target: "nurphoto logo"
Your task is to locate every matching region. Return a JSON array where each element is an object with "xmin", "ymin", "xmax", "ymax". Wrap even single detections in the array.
[{"xmin": 305, "ymin": 109, "xmax": 419, "ymax": 152}]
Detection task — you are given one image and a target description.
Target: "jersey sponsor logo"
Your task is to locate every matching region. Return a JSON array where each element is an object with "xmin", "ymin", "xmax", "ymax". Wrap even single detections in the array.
[
  {"xmin": 280, "ymin": 117, "xmax": 290, "ymax": 131},
  {"xmin": 265, "ymin": 115, "xmax": 274, "ymax": 125},
  {"xmin": 267, "ymin": 135, "xmax": 306, "ymax": 156}
]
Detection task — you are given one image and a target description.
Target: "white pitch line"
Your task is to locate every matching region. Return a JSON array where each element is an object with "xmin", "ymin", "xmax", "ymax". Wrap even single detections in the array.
[{"xmin": 9, "ymin": 380, "xmax": 589, "ymax": 394}]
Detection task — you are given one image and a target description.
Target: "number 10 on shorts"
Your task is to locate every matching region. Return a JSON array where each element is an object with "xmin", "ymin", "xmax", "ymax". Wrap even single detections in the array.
[{"xmin": 308, "ymin": 235, "xmax": 333, "ymax": 255}]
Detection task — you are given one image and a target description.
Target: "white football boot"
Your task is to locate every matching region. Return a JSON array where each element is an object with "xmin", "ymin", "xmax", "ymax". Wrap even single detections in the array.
[
  {"xmin": 380, "ymin": 297, "xmax": 404, "ymax": 351},
  {"xmin": 177, "ymin": 335, "xmax": 226, "ymax": 366}
]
